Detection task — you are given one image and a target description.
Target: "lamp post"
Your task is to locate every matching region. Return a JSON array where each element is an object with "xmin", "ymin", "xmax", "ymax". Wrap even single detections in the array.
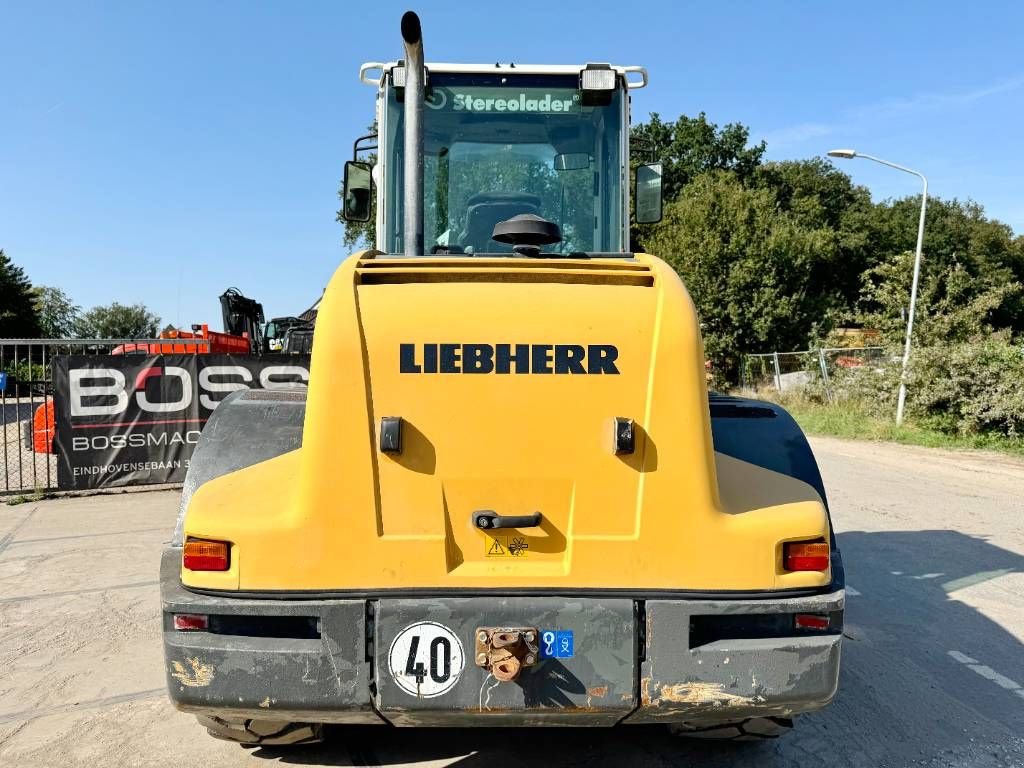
[{"xmin": 827, "ymin": 149, "xmax": 927, "ymax": 425}]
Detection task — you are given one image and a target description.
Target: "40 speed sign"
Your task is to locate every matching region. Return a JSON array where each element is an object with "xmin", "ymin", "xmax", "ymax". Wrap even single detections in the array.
[{"xmin": 387, "ymin": 621, "xmax": 466, "ymax": 697}]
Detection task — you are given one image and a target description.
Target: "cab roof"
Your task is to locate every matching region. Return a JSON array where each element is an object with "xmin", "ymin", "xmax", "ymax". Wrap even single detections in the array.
[{"xmin": 360, "ymin": 61, "xmax": 647, "ymax": 88}]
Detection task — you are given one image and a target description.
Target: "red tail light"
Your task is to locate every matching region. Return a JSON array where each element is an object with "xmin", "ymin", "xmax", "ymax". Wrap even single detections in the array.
[
  {"xmin": 794, "ymin": 613, "xmax": 830, "ymax": 631},
  {"xmin": 173, "ymin": 614, "xmax": 209, "ymax": 631},
  {"xmin": 783, "ymin": 540, "xmax": 830, "ymax": 571},
  {"xmin": 183, "ymin": 538, "xmax": 230, "ymax": 571}
]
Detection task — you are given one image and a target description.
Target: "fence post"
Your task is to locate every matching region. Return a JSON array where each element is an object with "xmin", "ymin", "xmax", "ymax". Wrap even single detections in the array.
[
  {"xmin": 772, "ymin": 352, "xmax": 782, "ymax": 392},
  {"xmin": 818, "ymin": 348, "xmax": 833, "ymax": 403}
]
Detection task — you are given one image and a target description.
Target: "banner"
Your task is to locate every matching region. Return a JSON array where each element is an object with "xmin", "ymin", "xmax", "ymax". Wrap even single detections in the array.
[{"xmin": 53, "ymin": 355, "xmax": 310, "ymax": 490}]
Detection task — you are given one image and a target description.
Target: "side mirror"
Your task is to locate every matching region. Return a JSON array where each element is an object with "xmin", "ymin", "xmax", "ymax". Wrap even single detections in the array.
[
  {"xmin": 554, "ymin": 152, "xmax": 590, "ymax": 171},
  {"xmin": 342, "ymin": 161, "xmax": 373, "ymax": 222},
  {"xmin": 635, "ymin": 162, "xmax": 664, "ymax": 224}
]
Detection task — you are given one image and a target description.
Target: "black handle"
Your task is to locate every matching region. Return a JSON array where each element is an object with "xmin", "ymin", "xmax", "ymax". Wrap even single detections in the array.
[{"xmin": 473, "ymin": 510, "xmax": 543, "ymax": 530}]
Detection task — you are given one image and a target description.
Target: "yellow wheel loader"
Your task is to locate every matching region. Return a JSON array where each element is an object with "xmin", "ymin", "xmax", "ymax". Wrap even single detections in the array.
[{"xmin": 161, "ymin": 11, "xmax": 843, "ymax": 745}]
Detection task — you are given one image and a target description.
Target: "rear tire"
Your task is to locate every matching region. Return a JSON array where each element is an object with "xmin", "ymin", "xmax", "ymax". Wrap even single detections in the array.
[
  {"xmin": 668, "ymin": 716, "xmax": 793, "ymax": 741},
  {"xmin": 197, "ymin": 715, "xmax": 324, "ymax": 746}
]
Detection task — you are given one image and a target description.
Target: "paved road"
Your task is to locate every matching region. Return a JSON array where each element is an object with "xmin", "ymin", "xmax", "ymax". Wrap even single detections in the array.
[{"xmin": 0, "ymin": 436, "xmax": 1022, "ymax": 767}]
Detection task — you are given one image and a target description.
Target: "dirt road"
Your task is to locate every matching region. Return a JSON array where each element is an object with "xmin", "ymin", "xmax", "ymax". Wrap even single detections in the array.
[{"xmin": 1, "ymin": 436, "xmax": 1022, "ymax": 767}]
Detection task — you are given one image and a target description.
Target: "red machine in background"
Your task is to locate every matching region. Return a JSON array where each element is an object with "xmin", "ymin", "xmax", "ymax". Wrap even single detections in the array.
[{"xmin": 111, "ymin": 324, "xmax": 252, "ymax": 356}]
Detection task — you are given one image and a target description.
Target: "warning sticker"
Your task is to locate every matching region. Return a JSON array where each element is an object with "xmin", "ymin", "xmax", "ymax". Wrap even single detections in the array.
[
  {"xmin": 484, "ymin": 535, "xmax": 529, "ymax": 557},
  {"xmin": 487, "ymin": 538, "xmax": 506, "ymax": 556}
]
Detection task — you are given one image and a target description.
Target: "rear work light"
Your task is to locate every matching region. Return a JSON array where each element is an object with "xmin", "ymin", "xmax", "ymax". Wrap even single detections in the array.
[
  {"xmin": 783, "ymin": 540, "xmax": 830, "ymax": 572},
  {"xmin": 173, "ymin": 614, "xmax": 209, "ymax": 631},
  {"xmin": 183, "ymin": 538, "xmax": 230, "ymax": 571}
]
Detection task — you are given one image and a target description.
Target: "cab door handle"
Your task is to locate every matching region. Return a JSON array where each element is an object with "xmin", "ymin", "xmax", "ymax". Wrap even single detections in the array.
[{"xmin": 473, "ymin": 511, "xmax": 542, "ymax": 530}]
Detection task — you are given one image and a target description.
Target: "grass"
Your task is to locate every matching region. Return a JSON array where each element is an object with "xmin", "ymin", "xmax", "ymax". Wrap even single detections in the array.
[
  {"xmin": 776, "ymin": 399, "xmax": 1024, "ymax": 458},
  {"xmin": 4, "ymin": 488, "xmax": 56, "ymax": 506}
]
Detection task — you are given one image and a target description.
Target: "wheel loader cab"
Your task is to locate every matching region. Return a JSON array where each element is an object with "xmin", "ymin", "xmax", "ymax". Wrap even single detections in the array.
[
  {"xmin": 376, "ymin": 68, "xmax": 629, "ymax": 255},
  {"xmin": 162, "ymin": 12, "xmax": 843, "ymax": 745}
]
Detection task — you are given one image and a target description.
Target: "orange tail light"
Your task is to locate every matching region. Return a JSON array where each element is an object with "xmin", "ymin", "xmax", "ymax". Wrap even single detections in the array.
[
  {"xmin": 183, "ymin": 538, "xmax": 230, "ymax": 571},
  {"xmin": 783, "ymin": 540, "xmax": 830, "ymax": 571}
]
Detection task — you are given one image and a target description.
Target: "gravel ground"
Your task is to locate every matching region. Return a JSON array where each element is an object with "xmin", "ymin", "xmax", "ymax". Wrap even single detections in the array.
[{"xmin": 0, "ymin": 435, "xmax": 1022, "ymax": 767}]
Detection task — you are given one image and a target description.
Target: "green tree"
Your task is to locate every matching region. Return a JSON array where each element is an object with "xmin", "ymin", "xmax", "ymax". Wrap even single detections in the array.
[
  {"xmin": 646, "ymin": 171, "xmax": 836, "ymax": 379},
  {"xmin": 847, "ymin": 196, "xmax": 1024, "ymax": 343},
  {"xmin": 33, "ymin": 286, "xmax": 81, "ymax": 338},
  {"xmin": 630, "ymin": 112, "xmax": 766, "ymax": 250},
  {"xmin": 0, "ymin": 249, "xmax": 41, "ymax": 338},
  {"xmin": 753, "ymin": 159, "xmax": 878, "ymax": 315},
  {"xmin": 631, "ymin": 112, "xmax": 766, "ymax": 199},
  {"xmin": 857, "ymin": 249, "xmax": 1021, "ymax": 347},
  {"xmin": 75, "ymin": 302, "xmax": 161, "ymax": 339}
]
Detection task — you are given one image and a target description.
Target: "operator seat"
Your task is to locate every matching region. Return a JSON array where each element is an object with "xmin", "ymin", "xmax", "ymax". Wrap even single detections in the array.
[{"xmin": 460, "ymin": 192, "xmax": 541, "ymax": 254}]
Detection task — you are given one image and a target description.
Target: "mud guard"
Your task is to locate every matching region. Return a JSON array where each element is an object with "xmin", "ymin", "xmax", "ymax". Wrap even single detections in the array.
[
  {"xmin": 708, "ymin": 394, "xmax": 844, "ymax": 587},
  {"xmin": 172, "ymin": 388, "xmax": 307, "ymax": 546}
]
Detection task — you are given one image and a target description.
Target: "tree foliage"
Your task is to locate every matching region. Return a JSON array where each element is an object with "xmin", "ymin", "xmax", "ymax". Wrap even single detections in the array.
[
  {"xmin": 0, "ymin": 250, "xmax": 41, "ymax": 338},
  {"xmin": 646, "ymin": 172, "xmax": 836, "ymax": 377},
  {"xmin": 75, "ymin": 302, "xmax": 161, "ymax": 339},
  {"xmin": 856, "ymin": 197, "xmax": 1024, "ymax": 335},
  {"xmin": 630, "ymin": 112, "xmax": 767, "ymax": 251},
  {"xmin": 33, "ymin": 286, "xmax": 81, "ymax": 338},
  {"xmin": 631, "ymin": 112, "xmax": 766, "ymax": 199},
  {"xmin": 856, "ymin": 249, "xmax": 1021, "ymax": 347}
]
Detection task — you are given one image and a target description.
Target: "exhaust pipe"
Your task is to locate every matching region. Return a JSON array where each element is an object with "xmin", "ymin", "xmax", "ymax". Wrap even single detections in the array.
[{"xmin": 401, "ymin": 11, "xmax": 424, "ymax": 257}]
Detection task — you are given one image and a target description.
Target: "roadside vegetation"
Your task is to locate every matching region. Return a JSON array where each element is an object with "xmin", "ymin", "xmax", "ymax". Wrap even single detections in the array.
[
  {"xmin": 756, "ymin": 240, "xmax": 1024, "ymax": 455},
  {"xmin": 770, "ymin": 395, "xmax": 1024, "ymax": 458}
]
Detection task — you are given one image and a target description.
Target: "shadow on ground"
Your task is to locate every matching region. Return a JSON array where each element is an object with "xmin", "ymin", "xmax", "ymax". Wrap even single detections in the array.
[{"xmin": 245, "ymin": 530, "xmax": 1023, "ymax": 768}]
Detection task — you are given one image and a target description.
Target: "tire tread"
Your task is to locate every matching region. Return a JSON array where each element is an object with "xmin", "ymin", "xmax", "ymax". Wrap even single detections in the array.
[
  {"xmin": 197, "ymin": 716, "xmax": 323, "ymax": 746},
  {"xmin": 669, "ymin": 716, "xmax": 793, "ymax": 741}
]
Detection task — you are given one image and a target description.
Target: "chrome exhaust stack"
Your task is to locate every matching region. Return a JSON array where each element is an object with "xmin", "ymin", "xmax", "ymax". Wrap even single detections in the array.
[{"xmin": 401, "ymin": 11, "xmax": 424, "ymax": 257}]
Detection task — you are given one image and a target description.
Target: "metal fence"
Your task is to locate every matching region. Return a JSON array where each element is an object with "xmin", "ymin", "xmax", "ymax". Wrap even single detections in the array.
[
  {"xmin": 742, "ymin": 347, "xmax": 887, "ymax": 400},
  {"xmin": 0, "ymin": 338, "xmax": 209, "ymax": 494}
]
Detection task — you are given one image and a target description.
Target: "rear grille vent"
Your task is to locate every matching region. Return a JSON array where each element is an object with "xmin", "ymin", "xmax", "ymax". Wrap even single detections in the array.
[{"xmin": 356, "ymin": 257, "xmax": 654, "ymax": 287}]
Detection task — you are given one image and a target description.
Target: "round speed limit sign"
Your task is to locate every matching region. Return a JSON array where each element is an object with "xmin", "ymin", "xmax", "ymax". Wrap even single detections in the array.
[{"xmin": 387, "ymin": 621, "xmax": 465, "ymax": 698}]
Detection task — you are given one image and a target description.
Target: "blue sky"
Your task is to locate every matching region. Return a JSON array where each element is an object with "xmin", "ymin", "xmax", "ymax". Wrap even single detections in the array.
[{"xmin": 2, "ymin": 1, "xmax": 1023, "ymax": 328}]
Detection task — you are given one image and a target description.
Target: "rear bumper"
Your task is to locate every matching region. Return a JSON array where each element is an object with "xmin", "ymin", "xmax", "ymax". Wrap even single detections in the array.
[
  {"xmin": 161, "ymin": 547, "xmax": 842, "ymax": 727},
  {"xmin": 160, "ymin": 548, "xmax": 380, "ymax": 724},
  {"xmin": 629, "ymin": 592, "xmax": 843, "ymax": 726}
]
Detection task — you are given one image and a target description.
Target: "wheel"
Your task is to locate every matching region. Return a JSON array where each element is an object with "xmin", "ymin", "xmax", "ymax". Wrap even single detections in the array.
[
  {"xmin": 668, "ymin": 716, "xmax": 793, "ymax": 741},
  {"xmin": 197, "ymin": 715, "xmax": 324, "ymax": 746}
]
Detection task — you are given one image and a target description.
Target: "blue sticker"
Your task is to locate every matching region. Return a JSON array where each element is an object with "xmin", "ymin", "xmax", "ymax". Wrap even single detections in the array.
[{"xmin": 541, "ymin": 630, "xmax": 574, "ymax": 658}]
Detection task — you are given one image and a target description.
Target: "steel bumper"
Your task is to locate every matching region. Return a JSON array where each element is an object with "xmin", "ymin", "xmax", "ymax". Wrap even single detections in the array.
[
  {"xmin": 161, "ymin": 547, "xmax": 842, "ymax": 727},
  {"xmin": 161, "ymin": 548, "xmax": 380, "ymax": 724},
  {"xmin": 626, "ymin": 590, "xmax": 843, "ymax": 726}
]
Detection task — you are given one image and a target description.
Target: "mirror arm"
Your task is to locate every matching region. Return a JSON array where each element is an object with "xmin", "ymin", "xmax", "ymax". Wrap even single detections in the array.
[{"xmin": 353, "ymin": 133, "xmax": 379, "ymax": 162}]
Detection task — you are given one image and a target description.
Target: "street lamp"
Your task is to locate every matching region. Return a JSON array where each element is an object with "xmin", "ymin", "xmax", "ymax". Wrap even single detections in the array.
[{"xmin": 827, "ymin": 148, "xmax": 928, "ymax": 425}]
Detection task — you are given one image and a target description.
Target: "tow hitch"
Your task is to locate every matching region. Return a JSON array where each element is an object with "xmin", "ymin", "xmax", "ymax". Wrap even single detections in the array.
[{"xmin": 474, "ymin": 627, "xmax": 540, "ymax": 682}]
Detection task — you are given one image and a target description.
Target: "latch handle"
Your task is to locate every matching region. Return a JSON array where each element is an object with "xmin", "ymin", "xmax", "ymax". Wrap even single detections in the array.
[{"xmin": 473, "ymin": 511, "xmax": 542, "ymax": 530}]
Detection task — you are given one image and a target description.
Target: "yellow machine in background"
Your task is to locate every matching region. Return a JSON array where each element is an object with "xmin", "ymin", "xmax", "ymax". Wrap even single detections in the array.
[{"xmin": 162, "ymin": 11, "xmax": 843, "ymax": 746}]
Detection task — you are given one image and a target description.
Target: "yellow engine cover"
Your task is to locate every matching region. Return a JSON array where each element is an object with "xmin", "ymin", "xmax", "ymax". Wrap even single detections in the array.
[{"xmin": 182, "ymin": 253, "xmax": 830, "ymax": 592}]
